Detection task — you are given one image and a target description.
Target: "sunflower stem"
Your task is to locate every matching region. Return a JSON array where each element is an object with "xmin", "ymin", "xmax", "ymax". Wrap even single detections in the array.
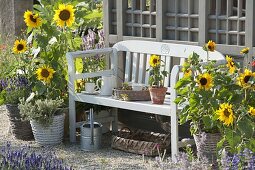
[
  {"xmin": 244, "ymin": 89, "xmax": 247, "ymax": 101},
  {"xmin": 206, "ymin": 50, "xmax": 209, "ymax": 61}
]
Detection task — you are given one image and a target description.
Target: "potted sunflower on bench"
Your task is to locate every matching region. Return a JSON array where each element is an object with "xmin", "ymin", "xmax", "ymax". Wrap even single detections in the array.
[{"xmin": 175, "ymin": 42, "xmax": 255, "ymax": 163}]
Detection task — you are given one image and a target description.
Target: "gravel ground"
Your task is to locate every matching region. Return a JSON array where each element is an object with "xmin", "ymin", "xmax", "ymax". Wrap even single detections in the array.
[{"xmin": 0, "ymin": 105, "xmax": 162, "ymax": 170}]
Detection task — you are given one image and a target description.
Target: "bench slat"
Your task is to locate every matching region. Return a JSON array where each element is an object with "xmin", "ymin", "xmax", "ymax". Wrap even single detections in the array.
[
  {"xmin": 131, "ymin": 52, "xmax": 140, "ymax": 83},
  {"xmin": 138, "ymin": 53, "xmax": 147, "ymax": 84},
  {"xmin": 74, "ymin": 93, "xmax": 182, "ymax": 116},
  {"xmin": 75, "ymin": 69, "xmax": 114, "ymax": 80},
  {"xmin": 144, "ymin": 54, "xmax": 151, "ymax": 85},
  {"xmin": 164, "ymin": 56, "xmax": 171, "ymax": 87},
  {"xmin": 125, "ymin": 51, "xmax": 132, "ymax": 82}
]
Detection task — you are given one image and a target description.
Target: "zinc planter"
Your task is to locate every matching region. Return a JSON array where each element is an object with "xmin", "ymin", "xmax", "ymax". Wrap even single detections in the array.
[
  {"xmin": 193, "ymin": 132, "xmax": 222, "ymax": 165},
  {"xmin": 30, "ymin": 114, "xmax": 65, "ymax": 146},
  {"xmin": 5, "ymin": 104, "xmax": 34, "ymax": 140}
]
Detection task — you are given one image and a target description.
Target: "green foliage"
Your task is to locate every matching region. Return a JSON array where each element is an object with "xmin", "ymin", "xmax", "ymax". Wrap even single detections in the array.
[
  {"xmin": 175, "ymin": 51, "xmax": 255, "ymax": 153},
  {"xmin": 22, "ymin": 0, "xmax": 103, "ymax": 101},
  {"xmin": 19, "ymin": 97, "xmax": 64, "ymax": 126},
  {"xmin": 0, "ymin": 88, "xmax": 29, "ymax": 105},
  {"xmin": 0, "ymin": 36, "xmax": 19, "ymax": 79}
]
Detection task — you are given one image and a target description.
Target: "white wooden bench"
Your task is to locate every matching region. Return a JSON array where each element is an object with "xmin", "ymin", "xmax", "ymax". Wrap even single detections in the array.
[{"xmin": 66, "ymin": 40, "xmax": 225, "ymax": 160}]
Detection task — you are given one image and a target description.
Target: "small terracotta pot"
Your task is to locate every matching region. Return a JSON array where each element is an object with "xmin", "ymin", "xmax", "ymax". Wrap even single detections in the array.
[{"xmin": 149, "ymin": 87, "xmax": 167, "ymax": 104}]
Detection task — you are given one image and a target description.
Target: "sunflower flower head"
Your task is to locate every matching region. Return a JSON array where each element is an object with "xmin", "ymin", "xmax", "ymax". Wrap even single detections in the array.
[
  {"xmin": 24, "ymin": 10, "xmax": 42, "ymax": 28},
  {"xmin": 183, "ymin": 69, "xmax": 192, "ymax": 78},
  {"xmin": 196, "ymin": 73, "xmax": 213, "ymax": 90},
  {"xmin": 226, "ymin": 55, "xmax": 236, "ymax": 74},
  {"xmin": 149, "ymin": 54, "xmax": 160, "ymax": 68},
  {"xmin": 12, "ymin": 39, "xmax": 27, "ymax": 54},
  {"xmin": 248, "ymin": 107, "xmax": 255, "ymax": 116},
  {"xmin": 216, "ymin": 103, "xmax": 234, "ymax": 126},
  {"xmin": 207, "ymin": 40, "xmax": 216, "ymax": 52},
  {"xmin": 36, "ymin": 65, "xmax": 55, "ymax": 83},
  {"xmin": 237, "ymin": 69, "xmax": 255, "ymax": 88},
  {"xmin": 240, "ymin": 47, "xmax": 249, "ymax": 55},
  {"xmin": 53, "ymin": 4, "xmax": 75, "ymax": 27}
]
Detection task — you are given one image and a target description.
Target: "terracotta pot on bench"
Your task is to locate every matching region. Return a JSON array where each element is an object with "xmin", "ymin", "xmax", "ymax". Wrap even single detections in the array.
[{"xmin": 149, "ymin": 87, "xmax": 167, "ymax": 104}]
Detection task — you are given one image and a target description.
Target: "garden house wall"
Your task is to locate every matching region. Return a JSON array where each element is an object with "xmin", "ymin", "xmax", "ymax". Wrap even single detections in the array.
[{"xmin": 0, "ymin": 0, "xmax": 33, "ymax": 38}]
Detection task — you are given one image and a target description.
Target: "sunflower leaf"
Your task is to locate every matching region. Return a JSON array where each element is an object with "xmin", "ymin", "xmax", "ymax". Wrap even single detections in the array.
[{"xmin": 237, "ymin": 117, "xmax": 253, "ymax": 138}]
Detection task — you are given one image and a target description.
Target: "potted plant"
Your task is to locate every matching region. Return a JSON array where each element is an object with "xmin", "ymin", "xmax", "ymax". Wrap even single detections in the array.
[
  {"xmin": 0, "ymin": 76, "xmax": 33, "ymax": 140},
  {"xmin": 146, "ymin": 54, "xmax": 168, "ymax": 104},
  {"xmin": 19, "ymin": 96, "xmax": 64, "ymax": 146},
  {"xmin": 0, "ymin": 37, "xmax": 34, "ymax": 140},
  {"xmin": 175, "ymin": 41, "xmax": 255, "ymax": 162}
]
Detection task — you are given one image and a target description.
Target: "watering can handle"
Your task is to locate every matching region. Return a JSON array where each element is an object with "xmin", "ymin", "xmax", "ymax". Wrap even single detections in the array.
[{"xmin": 90, "ymin": 108, "xmax": 94, "ymax": 145}]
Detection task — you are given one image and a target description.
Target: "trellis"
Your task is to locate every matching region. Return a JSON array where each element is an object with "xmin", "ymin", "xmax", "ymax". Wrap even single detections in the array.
[{"xmin": 103, "ymin": 0, "xmax": 255, "ymax": 64}]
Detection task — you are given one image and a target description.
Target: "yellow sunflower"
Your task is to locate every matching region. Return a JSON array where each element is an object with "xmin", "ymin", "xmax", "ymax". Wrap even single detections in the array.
[
  {"xmin": 248, "ymin": 107, "xmax": 255, "ymax": 116},
  {"xmin": 36, "ymin": 65, "xmax": 55, "ymax": 83},
  {"xmin": 184, "ymin": 69, "xmax": 192, "ymax": 77},
  {"xmin": 12, "ymin": 39, "xmax": 27, "ymax": 54},
  {"xmin": 216, "ymin": 103, "xmax": 234, "ymax": 126},
  {"xmin": 207, "ymin": 40, "xmax": 216, "ymax": 52},
  {"xmin": 53, "ymin": 4, "xmax": 75, "ymax": 27},
  {"xmin": 149, "ymin": 54, "xmax": 160, "ymax": 67},
  {"xmin": 237, "ymin": 69, "xmax": 255, "ymax": 88},
  {"xmin": 196, "ymin": 73, "xmax": 213, "ymax": 90},
  {"xmin": 24, "ymin": 10, "xmax": 42, "ymax": 28},
  {"xmin": 240, "ymin": 47, "xmax": 249, "ymax": 54},
  {"xmin": 226, "ymin": 55, "xmax": 236, "ymax": 74}
]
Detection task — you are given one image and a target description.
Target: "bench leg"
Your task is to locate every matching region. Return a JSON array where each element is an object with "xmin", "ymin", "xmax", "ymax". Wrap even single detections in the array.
[
  {"xmin": 171, "ymin": 112, "xmax": 178, "ymax": 161},
  {"xmin": 111, "ymin": 108, "xmax": 118, "ymax": 132},
  {"xmin": 69, "ymin": 96, "xmax": 76, "ymax": 143}
]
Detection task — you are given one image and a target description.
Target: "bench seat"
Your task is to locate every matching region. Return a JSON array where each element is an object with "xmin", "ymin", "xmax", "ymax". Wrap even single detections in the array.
[{"xmin": 74, "ymin": 93, "xmax": 185, "ymax": 116}]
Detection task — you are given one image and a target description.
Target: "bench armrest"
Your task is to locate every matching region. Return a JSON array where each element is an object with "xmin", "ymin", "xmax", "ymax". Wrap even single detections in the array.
[{"xmin": 66, "ymin": 48, "xmax": 113, "ymax": 60}]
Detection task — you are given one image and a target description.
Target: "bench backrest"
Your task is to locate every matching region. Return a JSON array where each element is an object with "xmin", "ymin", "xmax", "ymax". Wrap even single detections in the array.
[{"xmin": 112, "ymin": 40, "xmax": 225, "ymax": 87}]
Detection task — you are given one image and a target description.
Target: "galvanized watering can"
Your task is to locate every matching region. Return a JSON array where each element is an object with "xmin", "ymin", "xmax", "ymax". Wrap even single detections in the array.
[{"xmin": 80, "ymin": 108, "xmax": 102, "ymax": 151}]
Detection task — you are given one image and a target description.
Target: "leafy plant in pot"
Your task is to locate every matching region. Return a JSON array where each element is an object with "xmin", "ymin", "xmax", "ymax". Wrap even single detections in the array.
[
  {"xmin": 146, "ymin": 55, "xmax": 168, "ymax": 104},
  {"xmin": 19, "ymin": 96, "xmax": 64, "ymax": 146},
  {"xmin": 175, "ymin": 42, "xmax": 255, "ymax": 163}
]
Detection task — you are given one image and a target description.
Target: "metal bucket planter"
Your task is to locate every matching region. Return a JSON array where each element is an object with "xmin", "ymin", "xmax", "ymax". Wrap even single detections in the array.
[
  {"xmin": 30, "ymin": 114, "xmax": 64, "ymax": 146},
  {"xmin": 5, "ymin": 104, "xmax": 34, "ymax": 140},
  {"xmin": 194, "ymin": 132, "xmax": 222, "ymax": 164}
]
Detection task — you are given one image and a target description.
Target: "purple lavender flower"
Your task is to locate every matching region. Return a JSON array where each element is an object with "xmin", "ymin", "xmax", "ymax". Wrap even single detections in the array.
[{"xmin": 0, "ymin": 142, "xmax": 72, "ymax": 169}]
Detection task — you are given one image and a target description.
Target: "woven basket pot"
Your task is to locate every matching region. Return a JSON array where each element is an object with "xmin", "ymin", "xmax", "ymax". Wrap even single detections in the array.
[
  {"xmin": 30, "ymin": 114, "xmax": 64, "ymax": 146},
  {"xmin": 149, "ymin": 87, "xmax": 167, "ymax": 104},
  {"xmin": 5, "ymin": 104, "xmax": 34, "ymax": 140},
  {"xmin": 194, "ymin": 132, "xmax": 222, "ymax": 164}
]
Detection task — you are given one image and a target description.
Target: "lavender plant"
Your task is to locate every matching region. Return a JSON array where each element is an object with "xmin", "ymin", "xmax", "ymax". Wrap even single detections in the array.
[
  {"xmin": 155, "ymin": 151, "xmax": 211, "ymax": 170},
  {"xmin": 79, "ymin": 29, "xmax": 106, "ymax": 83},
  {"xmin": 0, "ymin": 75, "xmax": 30, "ymax": 105},
  {"xmin": 219, "ymin": 148, "xmax": 255, "ymax": 170},
  {"xmin": 154, "ymin": 148, "xmax": 255, "ymax": 169},
  {"xmin": 0, "ymin": 142, "xmax": 72, "ymax": 170}
]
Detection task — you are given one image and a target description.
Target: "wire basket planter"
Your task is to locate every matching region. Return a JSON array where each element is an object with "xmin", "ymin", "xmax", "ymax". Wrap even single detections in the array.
[
  {"xmin": 30, "ymin": 113, "xmax": 65, "ymax": 146},
  {"xmin": 112, "ymin": 128, "xmax": 170, "ymax": 156}
]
